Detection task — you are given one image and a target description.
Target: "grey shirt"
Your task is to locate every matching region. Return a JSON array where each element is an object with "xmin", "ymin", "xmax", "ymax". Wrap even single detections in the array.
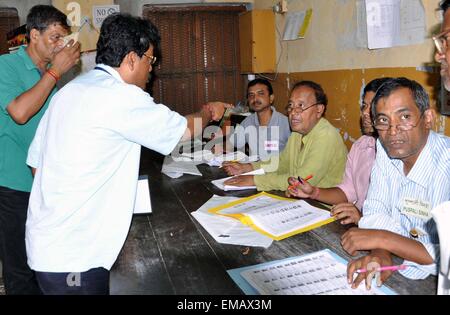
[{"xmin": 229, "ymin": 107, "xmax": 291, "ymax": 161}]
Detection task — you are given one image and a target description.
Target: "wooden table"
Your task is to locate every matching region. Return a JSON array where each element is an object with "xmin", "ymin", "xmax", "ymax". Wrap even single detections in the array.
[{"xmin": 109, "ymin": 149, "xmax": 437, "ymax": 295}]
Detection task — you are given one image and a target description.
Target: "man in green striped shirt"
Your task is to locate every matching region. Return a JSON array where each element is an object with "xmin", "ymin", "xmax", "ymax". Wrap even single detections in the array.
[{"xmin": 223, "ymin": 81, "xmax": 347, "ymax": 192}]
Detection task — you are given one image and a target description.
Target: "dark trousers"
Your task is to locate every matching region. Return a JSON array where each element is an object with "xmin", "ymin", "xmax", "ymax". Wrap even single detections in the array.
[
  {"xmin": 36, "ymin": 267, "xmax": 110, "ymax": 295},
  {"xmin": 0, "ymin": 186, "xmax": 41, "ymax": 295}
]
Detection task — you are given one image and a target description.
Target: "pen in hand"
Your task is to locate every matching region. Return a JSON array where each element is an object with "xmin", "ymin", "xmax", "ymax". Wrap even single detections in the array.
[{"xmin": 356, "ymin": 264, "xmax": 409, "ymax": 273}]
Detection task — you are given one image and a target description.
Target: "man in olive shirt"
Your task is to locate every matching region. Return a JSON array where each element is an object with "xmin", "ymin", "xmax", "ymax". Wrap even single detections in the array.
[
  {"xmin": 223, "ymin": 81, "xmax": 347, "ymax": 191},
  {"xmin": 0, "ymin": 5, "xmax": 80, "ymax": 294}
]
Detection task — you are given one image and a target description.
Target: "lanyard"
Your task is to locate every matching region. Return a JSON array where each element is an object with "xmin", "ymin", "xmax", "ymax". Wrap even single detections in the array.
[{"xmin": 94, "ymin": 66, "xmax": 112, "ymax": 76}]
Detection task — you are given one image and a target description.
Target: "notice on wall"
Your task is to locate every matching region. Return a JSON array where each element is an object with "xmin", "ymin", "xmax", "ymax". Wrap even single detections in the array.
[
  {"xmin": 93, "ymin": 5, "xmax": 120, "ymax": 29},
  {"xmin": 365, "ymin": 0, "xmax": 425, "ymax": 49}
]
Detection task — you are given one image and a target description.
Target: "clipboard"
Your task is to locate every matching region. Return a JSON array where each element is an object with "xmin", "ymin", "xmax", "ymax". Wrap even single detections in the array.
[{"xmin": 208, "ymin": 192, "xmax": 335, "ymax": 241}]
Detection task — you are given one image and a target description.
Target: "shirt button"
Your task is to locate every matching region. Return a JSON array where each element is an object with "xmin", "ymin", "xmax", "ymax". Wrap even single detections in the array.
[{"xmin": 409, "ymin": 228, "xmax": 419, "ymax": 238}]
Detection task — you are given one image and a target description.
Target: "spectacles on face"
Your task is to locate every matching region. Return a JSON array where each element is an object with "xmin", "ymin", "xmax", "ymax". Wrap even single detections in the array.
[
  {"xmin": 373, "ymin": 112, "xmax": 424, "ymax": 131},
  {"xmin": 286, "ymin": 102, "xmax": 320, "ymax": 114},
  {"xmin": 432, "ymin": 28, "xmax": 450, "ymax": 54},
  {"xmin": 143, "ymin": 53, "xmax": 157, "ymax": 65}
]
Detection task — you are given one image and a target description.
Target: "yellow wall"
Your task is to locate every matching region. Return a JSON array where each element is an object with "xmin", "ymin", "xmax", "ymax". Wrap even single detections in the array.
[{"xmin": 250, "ymin": 0, "xmax": 450, "ymax": 146}]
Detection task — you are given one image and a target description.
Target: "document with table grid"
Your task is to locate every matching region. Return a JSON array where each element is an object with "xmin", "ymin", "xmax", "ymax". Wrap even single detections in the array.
[{"xmin": 228, "ymin": 249, "xmax": 396, "ymax": 295}]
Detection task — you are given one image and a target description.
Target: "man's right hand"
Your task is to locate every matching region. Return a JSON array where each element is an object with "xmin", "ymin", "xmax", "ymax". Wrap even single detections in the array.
[
  {"xmin": 347, "ymin": 249, "xmax": 393, "ymax": 290},
  {"xmin": 51, "ymin": 40, "xmax": 81, "ymax": 76},
  {"xmin": 221, "ymin": 162, "xmax": 253, "ymax": 176},
  {"xmin": 286, "ymin": 177, "xmax": 315, "ymax": 198}
]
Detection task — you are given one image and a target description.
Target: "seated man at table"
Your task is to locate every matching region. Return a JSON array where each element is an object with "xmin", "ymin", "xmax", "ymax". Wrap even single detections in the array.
[
  {"xmin": 222, "ymin": 81, "xmax": 347, "ymax": 191},
  {"xmin": 286, "ymin": 78, "xmax": 390, "ymax": 225},
  {"xmin": 342, "ymin": 77, "xmax": 450, "ymax": 290},
  {"xmin": 226, "ymin": 78, "xmax": 291, "ymax": 161}
]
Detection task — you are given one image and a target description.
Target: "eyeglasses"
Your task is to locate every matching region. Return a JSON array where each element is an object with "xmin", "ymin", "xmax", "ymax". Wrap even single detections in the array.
[
  {"xmin": 432, "ymin": 28, "xmax": 450, "ymax": 54},
  {"xmin": 373, "ymin": 113, "xmax": 424, "ymax": 131},
  {"xmin": 143, "ymin": 53, "xmax": 157, "ymax": 65},
  {"xmin": 286, "ymin": 102, "xmax": 320, "ymax": 114}
]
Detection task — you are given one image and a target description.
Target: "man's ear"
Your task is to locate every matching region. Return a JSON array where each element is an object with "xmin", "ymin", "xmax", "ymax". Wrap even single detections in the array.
[
  {"xmin": 316, "ymin": 104, "xmax": 325, "ymax": 117},
  {"xmin": 123, "ymin": 51, "xmax": 138, "ymax": 71},
  {"xmin": 269, "ymin": 94, "xmax": 275, "ymax": 104},
  {"xmin": 29, "ymin": 29, "xmax": 40, "ymax": 43},
  {"xmin": 424, "ymin": 108, "xmax": 436, "ymax": 129}
]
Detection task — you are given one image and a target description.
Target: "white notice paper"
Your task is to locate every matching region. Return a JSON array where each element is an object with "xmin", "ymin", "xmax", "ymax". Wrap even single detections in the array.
[
  {"xmin": 365, "ymin": 0, "xmax": 425, "ymax": 49},
  {"xmin": 134, "ymin": 176, "xmax": 152, "ymax": 214},
  {"xmin": 93, "ymin": 5, "xmax": 120, "ymax": 29}
]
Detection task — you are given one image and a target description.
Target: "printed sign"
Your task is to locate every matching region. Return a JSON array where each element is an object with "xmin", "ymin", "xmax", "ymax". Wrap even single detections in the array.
[{"xmin": 93, "ymin": 5, "xmax": 120, "ymax": 29}]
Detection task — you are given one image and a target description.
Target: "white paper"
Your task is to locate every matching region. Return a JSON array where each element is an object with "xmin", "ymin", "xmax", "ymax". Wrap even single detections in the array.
[
  {"xmin": 92, "ymin": 5, "xmax": 120, "ymax": 29},
  {"xmin": 365, "ymin": 0, "xmax": 425, "ymax": 49},
  {"xmin": 241, "ymin": 250, "xmax": 389, "ymax": 295},
  {"xmin": 161, "ymin": 155, "xmax": 202, "ymax": 178},
  {"xmin": 431, "ymin": 201, "xmax": 450, "ymax": 295},
  {"xmin": 191, "ymin": 195, "xmax": 273, "ymax": 248},
  {"xmin": 217, "ymin": 195, "xmax": 330, "ymax": 238},
  {"xmin": 211, "ymin": 168, "xmax": 265, "ymax": 191},
  {"xmin": 133, "ymin": 176, "xmax": 152, "ymax": 214},
  {"xmin": 283, "ymin": 10, "xmax": 311, "ymax": 41}
]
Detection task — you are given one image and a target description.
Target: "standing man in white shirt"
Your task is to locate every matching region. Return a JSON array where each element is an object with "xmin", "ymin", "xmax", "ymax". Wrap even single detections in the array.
[{"xmin": 25, "ymin": 13, "xmax": 230, "ymax": 295}]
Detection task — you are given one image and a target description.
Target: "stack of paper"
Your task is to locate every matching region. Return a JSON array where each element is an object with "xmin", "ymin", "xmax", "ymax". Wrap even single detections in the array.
[
  {"xmin": 227, "ymin": 249, "xmax": 397, "ymax": 295},
  {"xmin": 211, "ymin": 168, "xmax": 265, "ymax": 191},
  {"xmin": 133, "ymin": 175, "xmax": 152, "ymax": 214},
  {"xmin": 191, "ymin": 195, "xmax": 273, "ymax": 248},
  {"xmin": 161, "ymin": 155, "xmax": 202, "ymax": 179}
]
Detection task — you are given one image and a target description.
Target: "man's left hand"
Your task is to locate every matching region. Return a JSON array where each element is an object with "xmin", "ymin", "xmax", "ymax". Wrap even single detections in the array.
[
  {"xmin": 341, "ymin": 228, "xmax": 384, "ymax": 256},
  {"xmin": 224, "ymin": 175, "xmax": 255, "ymax": 187}
]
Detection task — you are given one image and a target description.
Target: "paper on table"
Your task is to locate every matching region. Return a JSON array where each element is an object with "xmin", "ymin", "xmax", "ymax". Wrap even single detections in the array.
[
  {"xmin": 211, "ymin": 168, "xmax": 265, "ymax": 191},
  {"xmin": 209, "ymin": 192, "xmax": 334, "ymax": 240},
  {"xmin": 161, "ymin": 155, "xmax": 202, "ymax": 178},
  {"xmin": 228, "ymin": 249, "xmax": 396, "ymax": 295},
  {"xmin": 191, "ymin": 195, "xmax": 273, "ymax": 248},
  {"xmin": 133, "ymin": 175, "xmax": 152, "ymax": 214}
]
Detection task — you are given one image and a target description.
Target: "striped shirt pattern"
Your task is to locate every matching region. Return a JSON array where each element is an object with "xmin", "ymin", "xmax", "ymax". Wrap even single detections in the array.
[{"xmin": 359, "ymin": 131, "xmax": 450, "ymax": 280}]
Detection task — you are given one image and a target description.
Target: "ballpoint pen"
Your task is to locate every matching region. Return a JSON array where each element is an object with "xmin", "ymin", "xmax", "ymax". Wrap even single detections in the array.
[{"xmin": 356, "ymin": 264, "xmax": 409, "ymax": 273}]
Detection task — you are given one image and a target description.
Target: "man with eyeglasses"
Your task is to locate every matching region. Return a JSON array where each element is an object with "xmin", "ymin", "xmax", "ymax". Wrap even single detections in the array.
[
  {"xmin": 434, "ymin": 0, "xmax": 450, "ymax": 91},
  {"xmin": 0, "ymin": 5, "xmax": 80, "ymax": 295},
  {"xmin": 223, "ymin": 81, "xmax": 347, "ymax": 192},
  {"xmin": 286, "ymin": 78, "xmax": 390, "ymax": 226},
  {"xmin": 23, "ymin": 13, "xmax": 230, "ymax": 295},
  {"xmin": 225, "ymin": 78, "xmax": 290, "ymax": 161},
  {"xmin": 342, "ymin": 78, "xmax": 450, "ymax": 290}
]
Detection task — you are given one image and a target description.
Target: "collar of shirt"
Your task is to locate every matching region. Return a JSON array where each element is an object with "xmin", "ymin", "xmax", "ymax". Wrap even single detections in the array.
[
  {"xmin": 95, "ymin": 64, "xmax": 126, "ymax": 83},
  {"xmin": 301, "ymin": 117, "xmax": 326, "ymax": 145},
  {"xmin": 254, "ymin": 106, "xmax": 279, "ymax": 127},
  {"xmin": 377, "ymin": 132, "xmax": 433, "ymax": 189},
  {"xmin": 18, "ymin": 45, "xmax": 38, "ymax": 71}
]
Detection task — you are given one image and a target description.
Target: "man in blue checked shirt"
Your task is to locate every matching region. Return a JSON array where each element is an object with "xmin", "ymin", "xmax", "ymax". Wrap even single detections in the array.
[{"xmin": 341, "ymin": 77, "xmax": 450, "ymax": 290}]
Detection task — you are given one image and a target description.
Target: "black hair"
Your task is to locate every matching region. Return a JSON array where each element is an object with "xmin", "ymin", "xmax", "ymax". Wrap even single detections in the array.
[
  {"xmin": 247, "ymin": 78, "xmax": 274, "ymax": 96},
  {"xmin": 371, "ymin": 77, "xmax": 430, "ymax": 118},
  {"xmin": 440, "ymin": 0, "xmax": 450, "ymax": 13},
  {"xmin": 363, "ymin": 77, "xmax": 392, "ymax": 97},
  {"xmin": 26, "ymin": 5, "xmax": 69, "ymax": 38},
  {"xmin": 291, "ymin": 80, "xmax": 328, "ymax": 107},
  {"xmin": 96, "ymin": 13, "xmax": 161, "ymax": 67}
]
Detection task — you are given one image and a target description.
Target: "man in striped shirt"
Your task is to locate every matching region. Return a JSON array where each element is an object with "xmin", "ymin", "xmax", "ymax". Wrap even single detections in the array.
[{"xmin": 342, "ymin": 78, "xmax": 450, "ymax": 290}]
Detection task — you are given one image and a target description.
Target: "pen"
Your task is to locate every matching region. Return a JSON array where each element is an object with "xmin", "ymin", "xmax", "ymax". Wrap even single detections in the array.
[
  {"xmin": 356, "ymin": 264, "xmax": 408, "ymax": 273},
  {"xmin": 288, "ymin": 174, "xmax": 313, "ymax": 190}
]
